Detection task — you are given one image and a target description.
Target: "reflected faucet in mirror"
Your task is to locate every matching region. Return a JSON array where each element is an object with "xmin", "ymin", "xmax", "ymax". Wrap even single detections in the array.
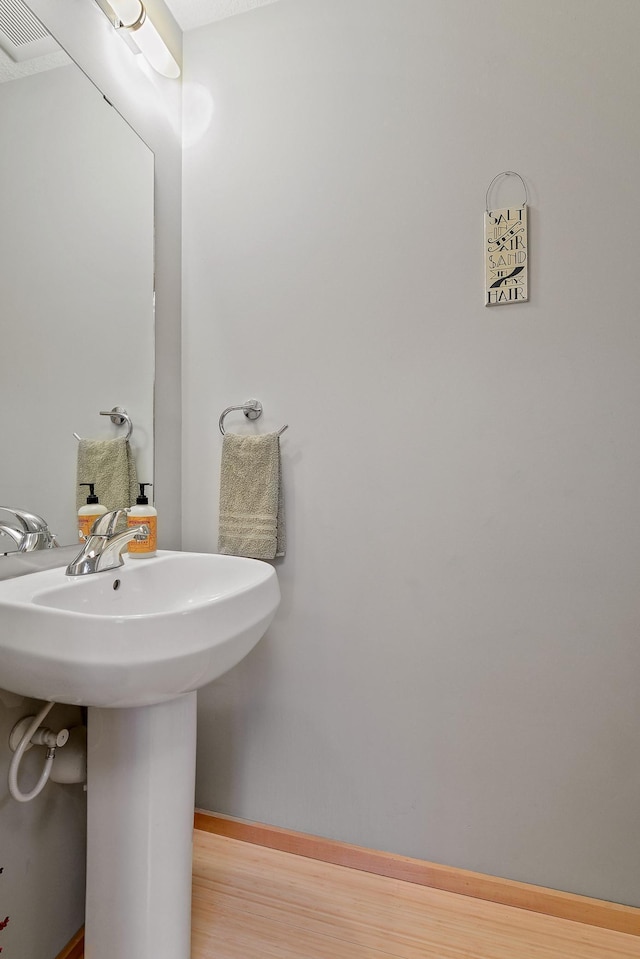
[{"xmin": 0, "ymin": 508, "xmax": 59, "ymax": 552}]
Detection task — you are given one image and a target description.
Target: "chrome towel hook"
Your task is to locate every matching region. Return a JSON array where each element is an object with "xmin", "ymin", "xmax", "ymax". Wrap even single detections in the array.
[
  {"xmin": 73, "ymin": 407, "xmax": 133, "ymax": 441},
  {"xmin": 219, "ymin": 399, "xmax": 288, "ymax": 436}
]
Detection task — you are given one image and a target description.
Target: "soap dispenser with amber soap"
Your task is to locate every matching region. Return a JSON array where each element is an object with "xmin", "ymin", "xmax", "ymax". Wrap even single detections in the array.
[
  {"xmin": 127, "ymin": 483, "xmax": 157, "ymax": 558},
  {"xmin": 78, "ymin": 483, "xmax": 107, "ymax": 542}
]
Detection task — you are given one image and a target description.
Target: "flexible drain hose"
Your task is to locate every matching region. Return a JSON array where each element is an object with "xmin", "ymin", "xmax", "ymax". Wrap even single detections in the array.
[{"xmin": 8, "ymin": 701, "xmax": 56, "ymax": 802}]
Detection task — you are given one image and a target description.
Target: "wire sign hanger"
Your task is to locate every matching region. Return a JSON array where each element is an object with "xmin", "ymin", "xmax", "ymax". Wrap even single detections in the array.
[{"xmin": 484, "ymin": 171, "xmax": 529, "ymax": 306}]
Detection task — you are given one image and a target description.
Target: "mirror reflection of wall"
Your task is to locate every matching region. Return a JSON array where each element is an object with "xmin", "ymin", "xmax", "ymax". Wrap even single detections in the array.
[{"xmin": 0, "ymin": 2, "xmax": 155, "ymax": 550}]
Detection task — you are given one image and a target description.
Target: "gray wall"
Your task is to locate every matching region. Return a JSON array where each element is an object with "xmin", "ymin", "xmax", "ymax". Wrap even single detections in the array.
[
  {"xmin": 0, "ymin": 1, "xmax": 182, "ymax": 956},
  {"xmin": 183, "ymin": 0, "xmax": 640, "ymax": 907}
]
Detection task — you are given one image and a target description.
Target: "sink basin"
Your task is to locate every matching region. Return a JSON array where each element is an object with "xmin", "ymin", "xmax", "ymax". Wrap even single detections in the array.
[{"xmin": 0, "ymin": 549, "xmax": 280, "ymax": 707}]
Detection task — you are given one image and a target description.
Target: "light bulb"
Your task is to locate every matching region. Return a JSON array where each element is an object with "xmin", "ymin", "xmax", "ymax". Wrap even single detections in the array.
[
  {"xmin": 129, "ymin": 13, "xmax": 180, "ymax": 78},
  {"xmin": 108, "ymin": 0, "xmax": 181, "ymax": 79}
]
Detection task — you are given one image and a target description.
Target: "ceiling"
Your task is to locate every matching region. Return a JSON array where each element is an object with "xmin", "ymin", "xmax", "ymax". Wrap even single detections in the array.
[
  {"xmin": 165, "ymin": 0, "xmax": 282, "ymax": 32},
  {"xmin": 0, "ymin": 0, "xmax": 68, "ymax": 82}
]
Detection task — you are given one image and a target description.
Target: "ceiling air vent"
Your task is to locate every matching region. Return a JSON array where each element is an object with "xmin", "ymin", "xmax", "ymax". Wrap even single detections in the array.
[{"xmin": 0, "ymin": 0, "xmax": 59, "ymax": 62}]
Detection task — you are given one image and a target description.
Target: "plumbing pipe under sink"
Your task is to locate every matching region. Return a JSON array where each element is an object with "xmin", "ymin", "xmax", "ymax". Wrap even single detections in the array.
[
  {"xmin": 8, "ymin": 703, "xmax": 86, "ymax": 801},
  {"xmin": 8, "ymin": 702, "xmax": 58, "ymax": 802}
]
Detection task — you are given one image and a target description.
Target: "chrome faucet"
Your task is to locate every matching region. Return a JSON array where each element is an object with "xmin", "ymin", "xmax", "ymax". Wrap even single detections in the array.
[
  {"xmin": 0, "ymin": 508, "xmax": 59, "ymax": 552},
  {"xmin": 65, "ymin": 508, "xmax": 149, "ymax": 576}
]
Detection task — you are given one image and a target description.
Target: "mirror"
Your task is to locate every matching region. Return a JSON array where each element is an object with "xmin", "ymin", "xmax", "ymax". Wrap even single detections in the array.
[{"xmin": 0, "ymin": 0, "xmax": 155, "ymax": 550}]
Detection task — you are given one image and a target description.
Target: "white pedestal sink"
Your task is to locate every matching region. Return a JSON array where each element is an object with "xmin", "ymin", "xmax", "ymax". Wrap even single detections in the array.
[{"xmin": 0, "ymin": 550, "xmax": 280, "ymax": 959}]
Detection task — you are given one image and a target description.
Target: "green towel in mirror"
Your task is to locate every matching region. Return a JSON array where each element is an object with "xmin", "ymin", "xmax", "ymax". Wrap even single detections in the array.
[{"xmin": 76, "ymin": 437, "xmax": 138, "ymax": 514}]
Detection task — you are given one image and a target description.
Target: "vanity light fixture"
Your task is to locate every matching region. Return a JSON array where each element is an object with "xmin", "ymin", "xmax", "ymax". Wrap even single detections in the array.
[{"xmin": 98, "ymin": 0, "xmax": 180, "ymax": 78}]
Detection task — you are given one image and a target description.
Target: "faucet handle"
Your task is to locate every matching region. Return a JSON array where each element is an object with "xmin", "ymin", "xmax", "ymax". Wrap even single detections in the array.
[{"xmin": 90, "ymin": 508, "xmax": 128, "ymax": 537}]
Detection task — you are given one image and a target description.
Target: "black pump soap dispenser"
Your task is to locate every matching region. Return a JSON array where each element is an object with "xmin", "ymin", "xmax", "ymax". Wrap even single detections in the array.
[
  {"xmin": 127, "ymin": 483, "xmax": 157, "ymax": 557},
  {"xmin": 78, "ymin": 483, "xmax": 107, "ymax": 542}
]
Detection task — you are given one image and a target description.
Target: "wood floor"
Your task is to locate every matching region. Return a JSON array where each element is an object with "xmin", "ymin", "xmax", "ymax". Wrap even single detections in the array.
[{"xmin": 191, "ymin": 830, "xmax": 640, "ymax": 959}]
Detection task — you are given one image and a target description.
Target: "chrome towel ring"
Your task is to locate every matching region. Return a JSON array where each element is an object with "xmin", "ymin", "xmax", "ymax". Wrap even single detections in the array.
[
  {"xmin": 73, "ymin": 407, "xmax": 133, "ymax": 442},
  {"xmin": 219, "ymin": 399, "xmax": 288, "ymax": 437}
]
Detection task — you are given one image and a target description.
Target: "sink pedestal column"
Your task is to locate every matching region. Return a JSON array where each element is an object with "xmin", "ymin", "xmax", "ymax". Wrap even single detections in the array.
[{"xmin": 85, "ymin": 692, "xmax": 197, "ymax": 959}]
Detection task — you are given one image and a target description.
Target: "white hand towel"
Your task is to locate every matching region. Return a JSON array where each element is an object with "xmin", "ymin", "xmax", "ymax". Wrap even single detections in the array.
[{"xmin": 218, "ymin": 432, "xmax": 285, "ymax": 560}]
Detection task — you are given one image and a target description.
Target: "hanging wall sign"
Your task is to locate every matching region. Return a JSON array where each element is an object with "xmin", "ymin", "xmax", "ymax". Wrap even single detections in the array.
[{"xmin": 484, "ymin": 172, "xmax": 529, "ymax": 306}]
